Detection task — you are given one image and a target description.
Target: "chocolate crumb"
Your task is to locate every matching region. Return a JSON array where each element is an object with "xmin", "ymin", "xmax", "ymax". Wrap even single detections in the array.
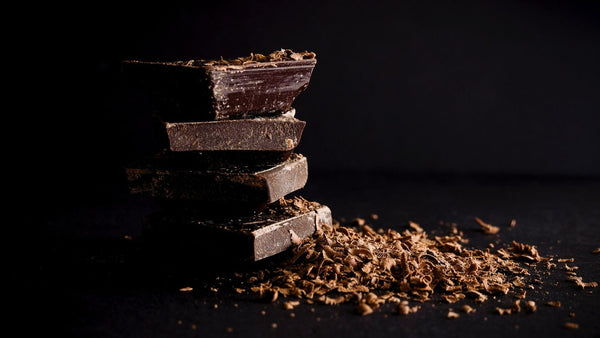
[
  {"xmin": 461, "ymin": 305, "xmax": 476, "ymax": 314},
  {"xmin": 283, "ymin": 300, "xmax": 300, "ymax": 310},
  {"xmin": 511, "ymin": 300, "xmax": 521, "ymax": 313},
  {"xmin": 356, "ymin": 303, "xmax": 374, "ymax": 316},
  {"xmin": 545, "ymin": 301, "xmax": 561, "ymax": 307},
  {"xmin": 352, "ymin": 218, "xmax": 366, "ymax": 227},
  {"xmin": 515, "ymin": 290, "xmax": 527, "ymax": 299},
  {"xmin": 563, "ymin": 322, "xmax": 579, "ymax": 330},
  {"xmin": 558, "ymin": 258, "xmax": 574, "ymax": 263},
  {"xmin": 525, "ymin": 300, "xmax": 537, "ymax": 313},
  {"xmin": 447, "ymin": 310, "xmax": 460, "ymax": 319},
  {"xmin": 496, "ymin": 307, "xmax": 512, "ymax": 315},
  {"xmin": 475, "ymin": 217, "xmax": 500, "ymax": 234},
  {"xmin": 592, "ymin": 248, "xmax": 600, "ymax": 254},
  {"xmin": 564, "ymin": 264, "xmax": 578, "ymax": 271}
]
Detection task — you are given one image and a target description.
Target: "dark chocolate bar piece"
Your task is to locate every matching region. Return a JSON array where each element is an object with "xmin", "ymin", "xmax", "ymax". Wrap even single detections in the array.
[
  {"xmin": 122, "ymin": 51, "xmax": 316, "ymax": 121},
  {"xmin": 161, "ymin": 110, "xmax": 305, "ymax": 152},
  {"xmin": 146, "ymin": 149, "xmax": 296, "ymax": 171},
  {"xmin": 125, "ymin": 153, "xmax": 308, "ymax": 207},
  {"xmin": 142, "ymin": 198, "xmax": 332, "ymax": 261}
]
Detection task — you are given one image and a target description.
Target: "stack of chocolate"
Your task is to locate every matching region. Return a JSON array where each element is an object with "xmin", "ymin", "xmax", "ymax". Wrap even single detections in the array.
[{"xmin": 122, "ymin": 49, "xmax": 332, "ymax": 262}]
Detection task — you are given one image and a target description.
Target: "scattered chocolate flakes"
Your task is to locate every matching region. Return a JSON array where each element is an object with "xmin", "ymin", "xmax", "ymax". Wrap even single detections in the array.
[
  {"xmin": 474, "ymin": 217, "xmax": 500, "ymax": 234},
  {"xmin": 564, "ymin": 322, "xmax": 579, "ymax": 330},
  {"xmin": 242, "ymin": 219, "xmax": 543, "ymax": 314},
  {"xmin": 569, "ymin": 312, "xmax": 576, "ymax": 317},
  {"xmin": 179, "ymin": 287, "xmax": 193, "ymax": 292},
  {"xmin": 545, "ymin": 301, "xmax": 561, "ymax": 307},
  {"xmin": 509, "ymin": 219, "xmax": 517, "ymax": 227},
  {"xmin": 504, "ymin": 241, "xmax": 545, "ymax": 262},
  {"xmin": 224, "ymin": 215, "xmax": 594, "ymax": 320},
  {"xmin": 592, "ymin": 248, "xmax": 600, "ymax": 254}
]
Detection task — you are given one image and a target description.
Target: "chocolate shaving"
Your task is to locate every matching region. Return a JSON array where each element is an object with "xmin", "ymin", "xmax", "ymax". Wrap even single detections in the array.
[
  {"xmin": 461, "ymin": 304, "xmax": 476, "ymax": 314},
  {"xmin": 474, "ymin": 217, "xmax": 500, "ymax": 234},
  {"xmin": 566, "ymin": 275, "xmax": 598, "ymax": 289},
  {"xmin": 564, "ymin": 322, "xmax": 579, "ymax": 330},
  {"xmin": 545, "ymin": 301, "xmax": 561, "ymax": 307},
  {"xmin": 564, "ymin": 264, "xmax": 578, "ymax": 271},
  {"xmin": 558, "ymin": 258, "xmax": 574, "ymax": 263}
]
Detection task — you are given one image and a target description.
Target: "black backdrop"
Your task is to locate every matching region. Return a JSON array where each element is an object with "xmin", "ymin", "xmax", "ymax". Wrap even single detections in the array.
[{"xmin": 44, "ymin": 0, "xmax": 600, "ymax": 209}]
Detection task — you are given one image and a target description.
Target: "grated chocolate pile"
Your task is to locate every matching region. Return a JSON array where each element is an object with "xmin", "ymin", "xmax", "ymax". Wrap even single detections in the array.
[{"xmin": 235, "ymin": 210, "xmax": 597, "ymax": 316}]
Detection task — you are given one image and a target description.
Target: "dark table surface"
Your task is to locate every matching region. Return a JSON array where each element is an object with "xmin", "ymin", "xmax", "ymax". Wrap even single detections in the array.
[{"xmin": 40, "ymin": 173, "xmax": 600, "ymax": 338}]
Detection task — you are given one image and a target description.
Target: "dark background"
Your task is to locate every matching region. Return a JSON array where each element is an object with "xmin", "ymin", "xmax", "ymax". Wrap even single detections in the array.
[{"xmin": 41, "ymin": 0, "xmax": 600, "ymax": 212}]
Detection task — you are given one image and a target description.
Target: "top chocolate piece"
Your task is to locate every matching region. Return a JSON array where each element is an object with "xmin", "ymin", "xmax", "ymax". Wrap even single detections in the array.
[{"xmin": 123, "ymin": 49, "xmax": 317, "ymax": 121}]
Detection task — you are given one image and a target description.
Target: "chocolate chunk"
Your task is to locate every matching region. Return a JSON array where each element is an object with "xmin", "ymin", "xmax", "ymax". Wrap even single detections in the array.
[
  {"xmin": 125, "ymin": 153, "xmax": 308, "ymax": 207},
  {"xmin": 142, "ymin": 199, "xmax": 332, "ymax": 261},
  {"xmin": 161, "ymin": 110, "xmax": 305, "ymax": 152},
  {"xmin": 122, "ymin": 53, "xmax": 316, "ymax": 121}
]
